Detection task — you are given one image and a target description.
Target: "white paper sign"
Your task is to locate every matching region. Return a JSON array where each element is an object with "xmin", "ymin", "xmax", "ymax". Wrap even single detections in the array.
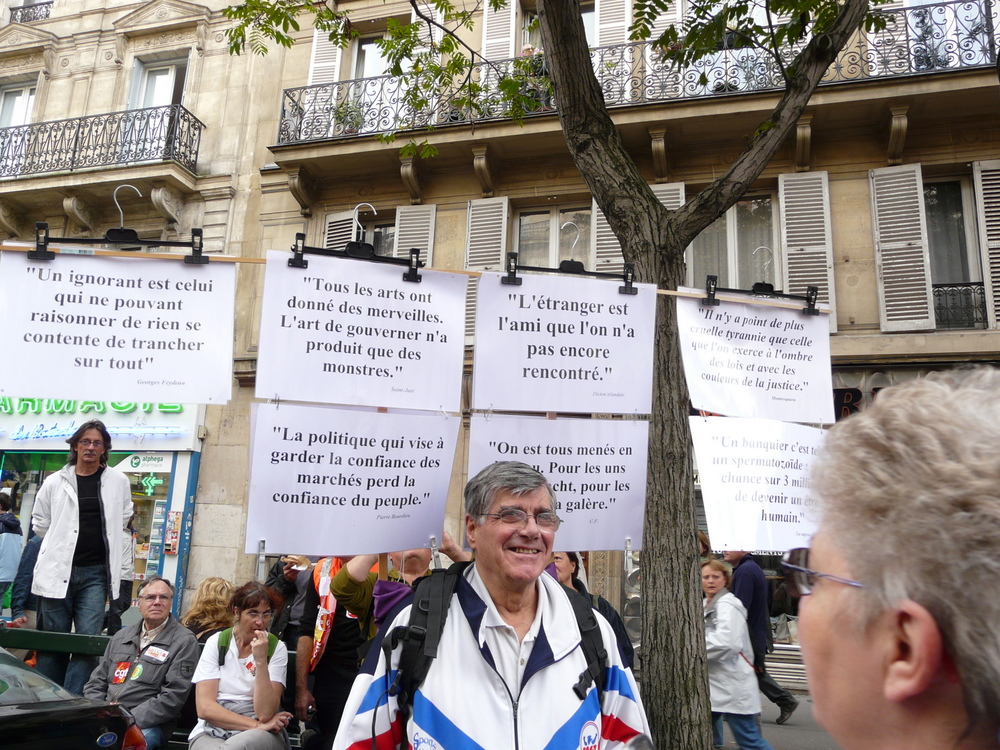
[
  {"xmin": 469, "ymin": 414, "xmax": 648, "ymax": 551},
  {"xmin": 690, "ymin": 416, "xmax": 824, "ymax": 552},
  {"xmin": 677, "ymin": 292, "xmax": 834, "ymax": 424},
  {"xmin": 472, "ymin": 273, "xmax": 657, "ymax": 414},
  {"xmin": 0, "ymin": 251, "xmax": 235, "ymax": 404},
  {"xmin": 256, "ymin": 251, "xmax": 466, "ymax": 411},
  {"xmin": 246, "ymin": 402, "xmax": 459, "ymax": 555}
]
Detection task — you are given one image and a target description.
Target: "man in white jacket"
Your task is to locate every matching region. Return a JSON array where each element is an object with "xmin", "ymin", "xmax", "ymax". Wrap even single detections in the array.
[
  {"xmin": 333, "ymin": 461, "xmax": 649, "ymax": 750},
  {"xmin": 32, "ymin": 419, "xmax": 133, "ymax": 694}
]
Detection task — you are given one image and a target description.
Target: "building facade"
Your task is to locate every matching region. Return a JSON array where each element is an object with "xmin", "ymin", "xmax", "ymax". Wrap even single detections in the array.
[{"xmin": 2, "ymin": 0, "xmax": 999, "ymax": 623}]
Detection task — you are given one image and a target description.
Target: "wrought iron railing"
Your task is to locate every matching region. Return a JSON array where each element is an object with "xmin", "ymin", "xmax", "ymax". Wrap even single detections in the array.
[
  {"xmin": 9, "ymin": 1, "xmax": 52, "ymax": 22},
  {"xmin": 278, "ymin": 0, "xmax": 998, "ymax": 143},
  {"xmin": 0, "ymin": 104, "xmax": 204, "ymax": 178},
  {"xmin": 933, "ymin": 282, "xmax": 989, "ymax": 329}
]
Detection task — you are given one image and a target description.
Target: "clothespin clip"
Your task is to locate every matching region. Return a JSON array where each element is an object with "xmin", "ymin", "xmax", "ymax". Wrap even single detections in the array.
[
  {"xmin": 620, "ymin": 262, "xmax": 638, "ymax": 295},
  {"xmin": 403, "ymin": 248, "xmax": 422, "ymax": 283},
  {"xmin": 29, "ymin": 222, "xmax": 54, "ymax": 261},
  {"xmin": 802, "ymin": 285, "xmax": 820, "ymax": 316},
  {"xmin": 184, "ymin": 228, "xmax": 207, "ymax": 264}
]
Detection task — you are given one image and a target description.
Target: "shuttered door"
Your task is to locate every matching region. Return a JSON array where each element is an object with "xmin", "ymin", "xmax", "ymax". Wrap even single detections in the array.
[
  {"xmin": 973, "ymin": 160, "xmax": 1000, "ymax": 329},
  {"xmin": 596, "ymin": 0, "xmax": 629, "ymax": 46},
  {"xmin": 779, "ymin": 171, "xmax": 838, "ymax": 332},
  {"xmin": 393, "ymin": 204, "xmax": 437, "ymax": 265},
  {"xmin": 869, "ymin": 164, "xmax": 935, "ymax": 331},
  {"xmin": 592, "ymin": 182, "xmax": 684, "ymax": 275},
  {"xmin": 465, "ymin": 197, "xmax": 510, "ymax": 338}
]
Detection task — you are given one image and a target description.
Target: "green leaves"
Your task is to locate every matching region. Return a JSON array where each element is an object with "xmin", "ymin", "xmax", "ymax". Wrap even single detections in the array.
[{"xmin": 223, "ymin": 0, "xmax": 349, "ymax": 56}]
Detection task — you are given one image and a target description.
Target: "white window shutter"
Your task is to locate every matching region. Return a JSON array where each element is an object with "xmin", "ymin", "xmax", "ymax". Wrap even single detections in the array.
[
  {"xmin": 308, "ymin": 27, "xmax": 342, "ymax": 85},
  {"xmin": 393, "ymin": 204, "xmax": 437, "ymax": 265},
  {"xmin": 595, "ymin": 0, "xmax": 630, "ymax": 45},
  {"xmin": 412, "ymin": 0, "xmax": 443, "ymax": 48},
  {"xmin": 593, "ymin": 183, "xmax": 684, "ymax": 275},
  {"xmin": 779, "ymin": 171, "xmax": 838, "ymax": 333},
  {"xmin": 127, "ymin": 59, "xmax": 144, "ymax": 110},
  {"xmin": 869, "ymin": 164, "xmax": 935, "ymax": 332},
  {"xmin": 466, "ymin": 197, "xmax": 510, "ymax": 338},
  {"xmin": 973, "ymin": 159, "xmax": 1000, "ymax": 329},
  {"xmin": 324, "ymin": 211, "xmax": 355, "ymax": 250},
  {"xmin": 482, "ymin": 1, "xmax": 515, "ymax": 60}
]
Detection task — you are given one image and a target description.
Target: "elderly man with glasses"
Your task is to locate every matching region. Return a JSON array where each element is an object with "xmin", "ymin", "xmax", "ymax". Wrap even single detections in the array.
[
  {"xmin": 84, "ymin": 575, "xmax": 199, "ymax": 750},
  {"xmin": 333, "ymin": 460, "xmax": 649, "ymax": 750},
  {"xmin": 783, "ymin": 367, "xmax": 1000, "ymax": 750}
]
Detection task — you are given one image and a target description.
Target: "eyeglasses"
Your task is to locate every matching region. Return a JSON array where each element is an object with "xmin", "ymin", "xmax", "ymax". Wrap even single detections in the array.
[
  {"xmin": 781, "ymin": 547, "xmax": 865, "ymax": 597},
  {"xmin": 244, "ymin": 610, "xmax": 274, "ymax": 622},
  {"xmin": 78, "ymin": 440, "xmax": 104, "ymax": 448},
  {"xmin": 482, "ymin": 508, "xmax": 562, "ymax": 530},
  {"xmin": 140, "ymin": 593, "xmax": 172, "ymax": 602}
]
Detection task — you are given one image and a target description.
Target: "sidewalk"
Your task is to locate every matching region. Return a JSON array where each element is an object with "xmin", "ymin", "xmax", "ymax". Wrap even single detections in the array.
[{"xmin": 715, "ymin": 697, "xmax": 843, "ymax": 750}]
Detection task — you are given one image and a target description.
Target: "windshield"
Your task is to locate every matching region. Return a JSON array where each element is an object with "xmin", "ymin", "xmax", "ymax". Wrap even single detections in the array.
[{"xmin": 0, "ymin": 654, "xmax": 79, "ymax": 704}]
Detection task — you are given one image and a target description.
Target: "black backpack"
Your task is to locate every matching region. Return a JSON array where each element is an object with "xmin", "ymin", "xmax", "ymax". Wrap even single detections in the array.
[{"xmin": 382, "ymin": 561, "xmax": 609, "ymax": 728}]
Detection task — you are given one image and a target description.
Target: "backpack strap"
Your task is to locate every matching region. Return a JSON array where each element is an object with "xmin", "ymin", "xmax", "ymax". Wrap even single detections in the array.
[
  {"xmin": 565, "ymin": 586, "xmax": 608, "ymax": 705},
  {"xmin": 217, "ymin": 627, "xmax": 279, "ymax": 666},
  {"xmin": 217, "ymin": 627, "xmax": 233, "ymax": 666},
  {"xmin": 387, "ymin": 560, "xmax": 471, "ymax": 727}
]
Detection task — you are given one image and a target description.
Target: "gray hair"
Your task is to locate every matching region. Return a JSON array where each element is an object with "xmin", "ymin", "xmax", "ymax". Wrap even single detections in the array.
[
  {"xmin": 464, "ymin": 461, "xmax": 555, "ymax": 521},
  {"xmin": 811, "ymin": 366, "xmax": 1000, "ymax": 731},
  {"xmin": 137, "ymin": 575, "xmax": 176, "ymax": 598}
]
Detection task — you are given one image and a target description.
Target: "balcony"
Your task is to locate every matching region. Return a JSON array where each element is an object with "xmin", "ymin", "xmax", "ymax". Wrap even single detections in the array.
[
  {"xmin": 0, "ymin": 104, "xmax": 204, "ymax": 179},
  {"xmin": 277, "ymin": 0, "xmax": 998, "ymax": 144},
  {"xmin": 933, "ymin": 282, "xmax": 989, "ymax": 330},
  {"xmin": 9, "ymin": 2, "xmax": 52, "ymax": 23}
]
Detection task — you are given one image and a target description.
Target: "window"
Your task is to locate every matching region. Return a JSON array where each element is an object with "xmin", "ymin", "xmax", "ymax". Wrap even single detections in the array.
[
  {"xmin": 689, "ymin": 196, "xmax": 778, "ymax": 288},
  {"xmin": 130, "ymin": 59, "xmax": 187, "ymax": 109},
  {"xmin": 361, "ymin": 219, "xmax": 397, "ymax": 256},
  {"xmin": 354, "ymin": 36, "xmax": 389, "ymax": 79},
  {"xmin": 521, "ymin": 5, "xmax": 594, "ymax": 50},
  {"xmin": 0, "ymin": 84, "xmax": 35, "ymax": 128},
  {"xmin": 924, "ymin": 180, "xmax": 980, "ymax": 284},
  {"xmin": 515, "ymin": 206, "xmax": 593, "ymax": 268}
]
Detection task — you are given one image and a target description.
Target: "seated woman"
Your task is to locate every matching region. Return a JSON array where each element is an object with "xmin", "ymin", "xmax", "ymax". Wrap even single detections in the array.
[
  {"xmin": 189, "ymin": 581, "xmax": 293, "ymax": 750},
  {"xmin": 702, "ymin": 559, "xmax": 773, "ymax": 750},
  {"xmin": 182, "ymin": 577, "xmax": 236, "ymax": 643}
]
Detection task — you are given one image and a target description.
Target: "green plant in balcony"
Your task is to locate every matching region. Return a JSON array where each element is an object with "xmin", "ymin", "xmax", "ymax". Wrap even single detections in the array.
[{"xmin": 333, "ymin": 100, "xmax": 364, "ymax": 132}]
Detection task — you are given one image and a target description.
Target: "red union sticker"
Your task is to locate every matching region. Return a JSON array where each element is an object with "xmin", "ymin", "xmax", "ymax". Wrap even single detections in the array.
[
  {"xmin": 112, "ymin": 662, "xmax": 130, "ymax": 684},
  {"xmin": 244, "ymin": 659, "xmax": 256, "ymax": 677}
]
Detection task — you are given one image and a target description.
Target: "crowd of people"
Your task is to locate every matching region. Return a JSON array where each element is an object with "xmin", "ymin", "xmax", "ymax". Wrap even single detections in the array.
[{"xmin": 4, "ymin": 367, "xmax": 998, "ymax": 750}]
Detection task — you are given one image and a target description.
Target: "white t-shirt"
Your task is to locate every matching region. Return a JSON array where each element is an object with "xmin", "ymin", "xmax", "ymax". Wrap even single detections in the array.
[{"xmin": 188, "ymin": 630, "xmax": 288, "ymax": 740}]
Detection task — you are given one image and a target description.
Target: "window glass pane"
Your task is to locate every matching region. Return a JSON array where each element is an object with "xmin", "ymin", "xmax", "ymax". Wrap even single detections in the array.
[
  {"xmin": 356, "ymin": 38, "xmax": 387, "ymax": 78},
  {"xmin": 734, "ymin": 197, "xmax": 774, "ymax": 287},
  {"xmin": 558, "ymin": 208, "xmax": 591, "ymax": 265},
  {"xmin": 372, "ymin": 222, "xmax": 396, "ymax": 257},
  {"xmin": 690, "ymin": 214, "xmax": 729, "ymax": 287},
  {"xmin": 924, "ymin": 181, "xmax": 970, "ymax": 284},
  {"xmin": 518, "ymin": 212, "xmax": 551, "ymax": 266},
  {"xmin": 142, "ymin": 68, "xmax": 174, "ymax": 108},
  {"xmin": 0, "ymin": 87, "xmax": 35, "ymax": 127}
]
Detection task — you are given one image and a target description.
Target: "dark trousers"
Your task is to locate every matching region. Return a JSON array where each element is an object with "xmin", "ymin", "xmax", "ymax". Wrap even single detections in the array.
[{"xmin": 756, "ymin": 668, "xmax": 796, "ymax": 708}]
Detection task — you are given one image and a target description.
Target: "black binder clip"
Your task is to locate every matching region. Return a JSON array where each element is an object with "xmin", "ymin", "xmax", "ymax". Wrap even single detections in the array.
[
  {"xmin": 288, "ymin": 233, "xmax": 308, "ymax": 269},
  {"xmin": 702, "ymin": 275, "xmax": 720, "ymax": 306},
  {"xmin": 403, "ymin": 248, "xmax": 422, "ymax": 283},
  {"xmin": 501, "ymin": 252, "xmax": 522, "ymax": 286}
]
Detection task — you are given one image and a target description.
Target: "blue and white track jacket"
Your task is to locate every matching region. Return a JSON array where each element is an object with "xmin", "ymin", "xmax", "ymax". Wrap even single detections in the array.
[{"xmin": 333, "ymin": 565, "xmax": 649, "ymax": 750}]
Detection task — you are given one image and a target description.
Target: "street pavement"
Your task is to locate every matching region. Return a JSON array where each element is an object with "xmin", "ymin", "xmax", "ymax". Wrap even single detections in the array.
[{"xmin": 747, "ymin": 696, "xmax": 842, "ymax": 750}]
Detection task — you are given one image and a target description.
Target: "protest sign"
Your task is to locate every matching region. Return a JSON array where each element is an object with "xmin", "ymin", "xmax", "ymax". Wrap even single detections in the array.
[
  {"xmin": 256, "ymin": 251, "xmax": 466, "ymax": 411},
  {"xmin": 690, "ymin": 416, "xmax": 824, "ymax": 552},
  {"xmin": 0, "ymin": 251, "xmax": 235, "ymax": 403},
  {"xmin": 469, "ymin": 414, "xmax": 649, "ymax": 551},
  {"xmin": 472, "ymin": 272, "xmax": 657, "ymax": 414},
  {"xmin": 246, "ymin": 402, "xmax": 459, "ymax": 556},
  {"xmin": 677, "ymin": 292, "xmax": 834, "ymax": 424}
]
